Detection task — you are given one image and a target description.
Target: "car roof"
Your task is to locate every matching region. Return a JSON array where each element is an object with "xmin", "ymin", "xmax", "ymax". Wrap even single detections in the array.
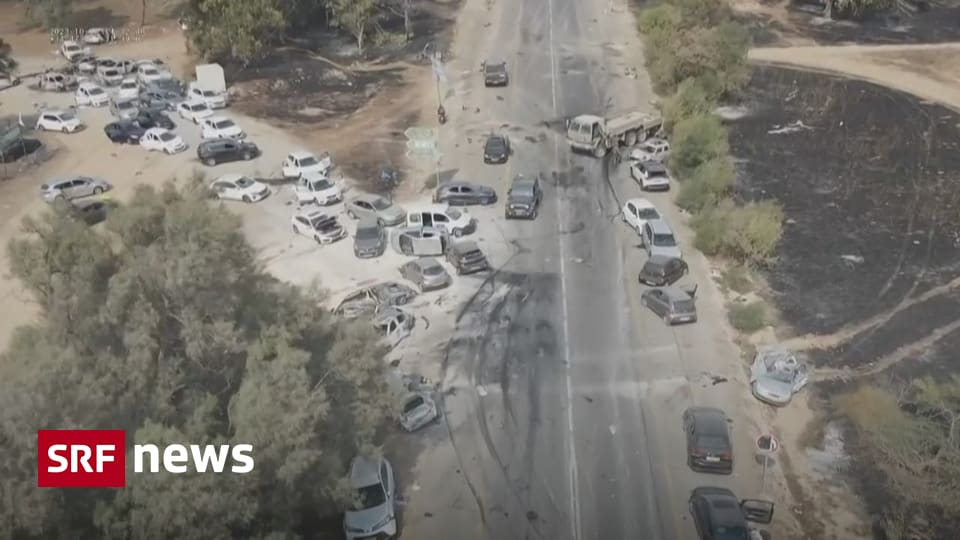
[
  {"xmin": 626, "ymin": 197, "xmax": 655, "ymax": 209},
  {"xmin": 289, "ymin": 150, "xmax": 315, "ymax": 159},
  {"xmin": 642, "ymin": 161, "xmax": 667, "ymax": 171},
  {"xmin": 215, "ymin": 173, "xmax": 247, "ymax": 184},
  {"xmin": 207, "ymin": 116, "xmax": 230, "ymax": 123},
  {"xmin": 42, "ymin": 109, "xmax": 71, "ymax": 116},
  {"xmin": 647, "ymin": 219, "xmax": 673, "ymax": 233},
  {"xmin": 693, "ymin": 487, "xmax": 746, "ymax": 528},
  {"xmin": 348, "ymin": 455, "xmax": 382, "ymax": 488},
  {"xmin": 688, "ymin": 407, "xmax": 728, "ymax": 432},
  {"xmin": 644, "ymin": 254, "xmax": 677, "ymax": 268},
  {"xmin": 661, "ymin": 286, "xmax": 692, "ymax": 301},
  {"xmin": 356, "ymin": 217, "xmax": 380, "ymax": 229}
]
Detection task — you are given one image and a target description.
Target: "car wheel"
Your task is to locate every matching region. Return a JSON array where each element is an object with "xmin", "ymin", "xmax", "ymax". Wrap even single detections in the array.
[
  {"xmin": 454, "ymin": 229, "xmax": 463, "ymax": 238},
  {"xmin": 292, "ymin": 224, "xmax": 298, "ymax": 234},
  {"xmin": 314, "ymin": 235, "xmax": 323, "ymax": 244},
  {"xmin": 347, "ymin": 210, "xmax": 356, "ymax": 219},
  {"xmin": 242, "ymin": 195, "xmax": 251, "ymax": 203},
  {"xmin": 205, "ymin": 158, "xmax": 217, "ymax": 166},
  {"xmin": 62, "ymin": 126, "xmax": 69, "ymax": 133},
  {"xmin": 243, "ymin": 152, "xmax": 253, "ymax": 160}
]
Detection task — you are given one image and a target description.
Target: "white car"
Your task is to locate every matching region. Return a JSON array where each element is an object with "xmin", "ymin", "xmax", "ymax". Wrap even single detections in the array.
[
  {"xmin": 75, "ymin": 82, "xmax": 110, "ymax": 107},
  {"xmin": 97, "ymin": 67, "xmax": 124, "ymax": 86},
  {"xmin": 60, "ymin": 40, "xmax": 89, "ymax": 61},
  {"xmin": 117, "ymin": 78, "xmax": 140, "ymax": 100},
  {"xmin": 136, "ymin": 63, "xmax": 172, "ymax": 85},
  {"xmin": 35, "ymin": 109, "xmax": 83, "ymax": 133},
  {"xmin": 622, "ymin": 198, "xmax": 662, "ymax": 234},
  {"xmin": 291, "ymin": 209, "xmax": 347, "ymax": 244},
  {"xmin": 200, "ymin": 116, "xmax": 245, "ymax": 139},
  {"xmin": 282, "ymin": 150, "xmax": 332, "ymax": 178},
  {"xmin": 82, "ymin": 28, "xmax": 113, "ymax": 45},
  {"xmin": 140, "ymin": 128, "xmax": 188, "ymax": 154},
  {"xmin": 187, "ymin": 83, "xmax": 228, "ymax": 109},
  {"xmin": 630, "ymin": 160, "xmax": 671, "ymax": 191},
  {"xmin": 295, "ymin": 173, "xmax": 343, "ymax": 206},
  {"xmin": 177, "ymin": 101, "xmax": 214, "ymax": 123},
  {"xmin": 75, "ymin": 55, "xmax": 99, "ymax": 74},
  {"xmin": 210, "ymin": 174, "xmax": 270, "ymax": 203},
  {"xmin": 629, "ymin": 138, "xmax": 670, "ymax": 162}
]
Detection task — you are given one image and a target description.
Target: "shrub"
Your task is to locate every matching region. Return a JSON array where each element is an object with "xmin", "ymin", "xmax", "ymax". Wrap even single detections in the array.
[
  {"xmin": 726, "ymin": 200, "xmax": 784, "ymax": 265},
  {"xmin": 720, "ymin": 264, "xmax": 753, "ymax": 294},
  {"xmin": 727, "ymin": 301, "xmax": 766, "ymax": 332},
  {"xmin": 691, "ymin": 197, "xmax": 734, "ymax": 255},
  {"xmin": 662, "ymin": 75, "xmax": 721, "ymax": 133},
  {"xmin": 670, "ymin": 114, "xmax": 729, "ymax": 177},
  {"xmin": 675, "ymin": 157, "xmax": 734, "ymax": 212}
]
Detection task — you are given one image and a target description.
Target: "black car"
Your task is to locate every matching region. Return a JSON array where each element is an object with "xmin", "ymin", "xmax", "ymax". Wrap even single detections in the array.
[
  {"xmin": 134, "ymin": 109, "xmax": 175, "ymax": 130},
  {"xmin": 638, "ymin": 255, "xmax": 688, "ymax": 286},
  {"xmin": 197, "ymin": 139, "xmax": 260, "ymax": 166},
  {"xmin": 483, "ymin": 134, "xmax": 510, "ymax": 164},
  {"xmin": 505, "ymin": 174, "xmax": 542, "ymax": 219},
  {"xmin": 683, "ymin": 407, "xmax": 733, "ymax": 474},
  {"xmin": 103, "ymin": 121, "xmax": 146, "ymax": 144},
  {"xmin": 482, "ymin": 60, "xmax": 508, "ymax": 87},
  {"xmin": 433, "ymin": 181, "xmax": 497, "ymax": 206},
  {"xmin": 689, "ymin": 487, "xmax": 774, "ymax": 540},
  {"xmin": 445, "ymin": 241, "xmax": 490, "ymax": 275}
]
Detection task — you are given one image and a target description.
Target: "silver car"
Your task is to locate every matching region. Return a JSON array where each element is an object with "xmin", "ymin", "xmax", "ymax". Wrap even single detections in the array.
[
  {"xmin": 343, "ymin": 455, "xmax": 397, "ymax": 540},
  {"xmin": 750, "ymin": 346, "xmax": 810, "ymax": 406},
  {"xmin": 399, "ymin": 258, "xmax": 451, "ymax": 292},
  {"xmin": 346, "ymin": 193, "xmax": 406, "ymax": 226},
  {"xmin": 354, "ymin": 218, "xmax": 386, "ymax": 258},
  {"xmin": 109, "ymin": 99, "xmax": 139, "ymax": 120},
  {"xmin": 40, "ymin": 176, "xmax": 111, "ymax": 203},
  {"xmin": 400, "ymin": 392, "xmax": 439, "ymax": 432},
  {"xmin": 640, "ymin": 286, "xmax": 697, "ymax": 325},
  {"xmin": 642, "ymin": 219, "xmax": 682, "ymax": 260}
]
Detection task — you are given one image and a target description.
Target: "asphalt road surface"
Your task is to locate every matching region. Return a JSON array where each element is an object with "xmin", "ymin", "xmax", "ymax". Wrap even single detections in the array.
[{"xmin": 401, "ymin": 0, "xmax": 765, "ymax": 538}]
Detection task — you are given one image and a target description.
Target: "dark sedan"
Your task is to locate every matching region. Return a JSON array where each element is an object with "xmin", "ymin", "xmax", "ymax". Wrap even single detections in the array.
[
  {"xmin": 135, "ymin": 109, "xmax": 175, "ymax": 130},
  {"xmin": 197, "ymin": 139, "xmax": 260, "ymax": 166},
  {"xmin": 433, "ymin": 181, "xmax": 497, "ymax": 206},
  {"xmin": 482, "ymin": 60, "xmax": 509, "ymax": 87},
  {"xmin": 638, "ymin": 255, "xmax": 688, "ymax": 286},
  {"xmin": 103, "ymin": 121, "xmax": 146, "ymax": 144},
  {"xmin": 483, "ymin": 134, "xmax": 510, "ymax": 164},
  {"xmin": 689, "ymin": 487, "xmax": 774, "ymax": 540},
  {"xmin": 683, "ymin": 407, "xmax": 733, "ymax": 474}
]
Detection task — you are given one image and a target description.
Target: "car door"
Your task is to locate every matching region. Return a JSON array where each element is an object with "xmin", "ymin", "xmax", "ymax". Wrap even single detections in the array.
[
  {"xmin": 295, "ymin": 216, "xmax": 310, "ymax": 235},
  {"xmin": 651, "ymin": 291, "xmax": 668, "ymax": 316},
  {"xmin": 458, "ymin": 185, "xmax": 475, "ymax": 205},
  {"xmin": 381, "ymin": 461, "xmax": 393, "ymax": 500},
  {"xmin": 740, "ymin": 499, "xmax": 775, "ymax": 525},
  {"xmin": 625, "ymin": 202, "xmax": 638, "ymax": 229},
  {"xmin": 666, "ymin": 259, "xmax": 684, "ymax": 284},
  {"xmin": 689, "ymin": 497, "xmax": 709, "ymax": 539},
  {"xmin": 682, "ymin": 410, "xmax": 693, "ymax": 453},
  {"xmin": 642, "ymin": 223, "xmax": 652, "ymax": 250},
  {"xmin": 431, "ymin": 213, "xmax": 447, "ymax": 231},
  {"xmin": 399, "ymin": 234, "xmax": 414, "ymax": 255},
  {"xmin": 220, "ymin": 141, "xmax": 239, "ymax": 161},
  {"xmin": 793, "ymin": 363, "xmax": 810, "ymax": 393},
  {"xmin": 73, "ymin": 178, "xmax": 93, "ymax": 197}
]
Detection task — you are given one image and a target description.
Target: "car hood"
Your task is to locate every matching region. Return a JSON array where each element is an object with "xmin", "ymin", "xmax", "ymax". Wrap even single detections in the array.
[
  {"xmin": 380, "ymin": 206, "xmax": 405, "ymax": 221},
  {"xmin": 753, "ymin": 377, "xmax": 794, "ymax": 401},
  {"xmin": 508, "ymin": 195, "xmax": 535, "ymax": 206},
  {"xmin": 344, "ymin": 503, "xmax": 391, "ymax": 533},
  {"xmin": 355, "ymin": 237, "xmax": 383, "ymax": 249}
]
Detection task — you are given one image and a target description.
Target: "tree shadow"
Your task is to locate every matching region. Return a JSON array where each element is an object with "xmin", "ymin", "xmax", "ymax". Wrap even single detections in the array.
[{"xmin": 65, "ymin": 7, "xmax": 129, "ymax": 29}]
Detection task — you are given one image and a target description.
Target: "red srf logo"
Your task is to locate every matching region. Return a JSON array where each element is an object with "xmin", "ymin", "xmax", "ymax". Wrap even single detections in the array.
[{"xmin": 37, "ymin": 430, "xmax": 126, "ymax": 488}]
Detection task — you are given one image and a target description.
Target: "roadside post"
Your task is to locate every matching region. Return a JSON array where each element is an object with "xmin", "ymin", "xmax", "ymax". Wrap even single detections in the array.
[
  {"xmin": 404, "ymin": 127, "xmax": 442, "ymax": 187},
  {"xmin": 756, "ymin": 434, "xmax": 780, "ymax": 494}
]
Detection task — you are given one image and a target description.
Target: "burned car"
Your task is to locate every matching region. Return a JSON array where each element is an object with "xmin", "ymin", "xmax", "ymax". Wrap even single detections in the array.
[
  {"xmin": 374, "ymin": 307, "xmax": 414, "ymax": 349},
  {"xmin": 749, "ymin": 346, "xmax": 810, "ymax": 406},
  {"xmin": 392, "ymin": 226, "xmax": 449, "ymax": 256},
  {"xmin": 640, "ymin": 285, "xmax": 697, "ymax": 325},
  {"xmin": 399, "ymin": 392, "xmax": 439, "ymax": 432},
  {"xmin": 333, "ymin": 282, "xmax": 417, "ymax": 320},
  {"xmin": 445, "ymin": 241, "xmax": 490, "ymax": 275}
]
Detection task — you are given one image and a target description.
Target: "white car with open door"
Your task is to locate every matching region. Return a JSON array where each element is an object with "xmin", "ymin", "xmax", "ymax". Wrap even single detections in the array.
[
  {"xmin": 200, "ymin": 116, "xmax": 245, "ymax": 139},
  {"xmin": 749, "ymin": 346, "xmax": 809, "ymax": 406},
  {"xmin": 209, "ymin": 174, "xmax": 270, "ymax": 203},
  {"xmin": 294, "ymin": 173, "xmax": 343, "ymax": 206},
  {"xmin": 177, "ymin": 101, "xmax": 214, "ymax": 123},
  {"xmin": 140, "ymin": 128, "xmax": 187, "ymax": 154},
  {"xmin": 391, "ymin": 226, "xmax": 449, "ymax": 256},
  {"xmin": 282, "ymin": 150, "xmax": 332, "ymax": 178},
  {"xmin": 35, "ymin": 109, "xmax": 83, "ymax": 133},
  {"xmin": 622, "ymin": 197, "xmax": 662, "ymax": 234}
]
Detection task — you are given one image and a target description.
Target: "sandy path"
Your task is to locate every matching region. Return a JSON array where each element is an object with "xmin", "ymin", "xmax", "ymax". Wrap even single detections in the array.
[{"xmin": 749, "ymin": 43, "xmax": 960, "ymax": 111}]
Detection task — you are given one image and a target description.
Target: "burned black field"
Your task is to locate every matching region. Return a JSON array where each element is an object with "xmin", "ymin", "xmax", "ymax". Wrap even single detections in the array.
[{"xmin": 729, "ymin": 66, "xmax": 960, "ymax": 369}]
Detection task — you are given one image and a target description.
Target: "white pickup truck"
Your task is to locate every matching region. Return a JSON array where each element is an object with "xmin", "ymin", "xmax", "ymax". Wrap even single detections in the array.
[{"xmin": 566, "ymin": 111, "xmax": 662, "ymax": 157}]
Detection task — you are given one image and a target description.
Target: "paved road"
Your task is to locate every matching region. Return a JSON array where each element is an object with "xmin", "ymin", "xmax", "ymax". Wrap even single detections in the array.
[{"xmin": 400, "ymin": 0, "xmax": 767, "ymax": 538}]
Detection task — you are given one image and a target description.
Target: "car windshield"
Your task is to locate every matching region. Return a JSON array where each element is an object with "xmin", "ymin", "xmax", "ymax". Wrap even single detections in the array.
[
  {"xmin": 214, "ymin": 120, "xmax": 235, "ymax": 129},
  {"xmin": 487, "ymin": 63, "xmax": 506, "ymax": 73},
  {"xmin": 105, "ymin": 70, "xmax": 119, "ymax": 76},
  {"xmin": 235, "ymin": 177, "xmax": 254, "ymax": 188},
  {"xmin": 121, "ymin": 82, "xmax": 137, "ymax": 88},
  {"xmin": 144, "ymin": 68, "xmax": 158, "ymax": 75},
  {"xmin": 356, "ymin": 227, "xmax": 380, "ymax": 240},
  {"xmin": 371, "ymin": 198, "xmax": 391, "ymax": 211},
  {"xmin": 355, "ymin": 483, "xmax": 386, "ymax": 510},
  {"xmin": 202, "ymin": 90, "xmax": 218, "ymax": 97},
  {"xmin": 715, "ymin": 526, "xmax": 749, "ymax": 540},
  {"xmin": 89, "ymin": 87, "xmax": 105, "ymax": 95},
  {"xmin": 65, "ymin": 44, "xmax": 79, "ymax": 51},
  {"xmin": 299, "ymin": 156, "xmax": 319, "ymax": 166},
  {"xmin": 423, "ymin": 264, "xmax": 444, "ymax": 276},
  {"xmin": 698, "ymin": 434, "xmax": 729, "ymax": 451},
  {"xmin": 312, "ymin": 217, "xmax": 338, "ymax": 231},
  {"xmin": 638, "ymin": 208, "xmax": 660, "ymax": 220},
  {"xmin": 653, "ymin": 233, "xmax": 677, "ymax": 246},
  {"xmin": 673, "ymin": 299, "xmax": 695, "ymax": 312},
  {"xmin": 117, "ymin": 101, "xmax": 134, "ymax": 109},
  {"xmin": 309, "ymin": 179, "xmax": 333, "ymax": 190},
  {"xmin": 486, "ymin": 137, "xmax": 505, "ymax": 150},
  {"xmin": 447, "ymin": 209, "xmax": 462, "ymax": 219},
  {"xmin": 403, "ymin": 396, "xmax": 426, "ymax": 414},
  {"xmin": 159, "ymin": 132, "xmax": 176, "ymax": 141},
  {"xmin": 191, "ymin": 103, "xmax": 208, "ymax": 111},
  {"xmin": 59, "ymin": 112, "xmax": 76, "ymax": 121}
]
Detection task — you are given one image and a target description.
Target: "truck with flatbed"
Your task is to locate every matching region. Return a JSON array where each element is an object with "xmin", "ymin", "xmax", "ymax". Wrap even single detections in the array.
[{"xmin": 565, "ymin": 111, "xmax": 662, "ymax": 157}]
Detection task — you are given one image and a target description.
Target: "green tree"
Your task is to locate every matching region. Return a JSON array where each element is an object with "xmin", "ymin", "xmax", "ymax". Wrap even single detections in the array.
[
  {"xmin": 330, "ymin": 0, "xmax": 381, "ymax": 53},
  {"xmin": 22, "ymin": 0, "xmax": 71, "ymax": 28},
  {"xmin": 186, "ymin": 0, "xmax": 287, "ymax": 64},
  {"xmin": 0, "ymin": 38, "xmax": 16, "ymax": 76},
  {"xmin": 0, "ymin": 182, "xmax": 391, "ymax": 537},
  {"xmin": 670, "ymin": 113, "xmax": 729, "ymax": 177},
  {"xmin": 662, "ymin": 75, "xmax": 721, "ymax": 133}
]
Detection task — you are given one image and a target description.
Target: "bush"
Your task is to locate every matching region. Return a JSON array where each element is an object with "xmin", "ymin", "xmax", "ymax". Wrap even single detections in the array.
[
  {"xmin": 662, "ymin": 75, "xmax": 721, "ymax": 133},
  {"xmin": 691, "ymin": 197, "xmax": 734, "ymax": 255},
  {"xmin": 675, "ymin": 157, "xmax": 734, "ymax": 212},
  {"xmin": 720, "ymin": 264, "xmax": 753, "ymax": 294},
  {"xmin": 727, "ymin": 301, "xmax": 766, "ymax": 332},
  {"xmin": 670, "ymin": 114, "xmax": 729, "ymax": 177},
  {"xmin": 691, "ymin": 198, "xmax": 784, "ymax": 265}
]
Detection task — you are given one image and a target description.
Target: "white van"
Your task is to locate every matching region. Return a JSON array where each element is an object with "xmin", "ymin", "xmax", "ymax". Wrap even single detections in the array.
[{"xmin": 406, "ymin": 204, "xmax": 476, "ymax": 237}]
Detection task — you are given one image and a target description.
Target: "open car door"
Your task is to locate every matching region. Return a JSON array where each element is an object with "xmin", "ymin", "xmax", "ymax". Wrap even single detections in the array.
[
  {"xmin": 741, "ymin": 499, "xmax": 775, "ymax": 524},
  {"xmin": 793, "ymin": 362, "xmax": 810, "ymax": 393}
]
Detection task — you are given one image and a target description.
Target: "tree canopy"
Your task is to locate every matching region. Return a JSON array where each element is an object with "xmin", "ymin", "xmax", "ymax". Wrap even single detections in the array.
[
  {"xmin": 0, "ymin": 181, "xmax": 391, "ymax": 538},
  {"xmin": 0, "ymin": 38, "xmax": 16, "ymax": 76}
]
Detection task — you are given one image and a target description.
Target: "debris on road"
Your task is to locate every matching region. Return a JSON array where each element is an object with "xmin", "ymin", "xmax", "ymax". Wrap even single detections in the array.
[
  {"xmin": 767, "ymin": 120, "xmax": 814, "ymax": 135},
  {"xmin": 476, "ymin": 385, "xmax": 487, "ymax": 397}
]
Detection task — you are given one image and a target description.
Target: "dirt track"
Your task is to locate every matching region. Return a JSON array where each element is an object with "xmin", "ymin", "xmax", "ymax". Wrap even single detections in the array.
[{"xmin": 749, "ymin": 43, "xmax": 960, "ymax": 111}]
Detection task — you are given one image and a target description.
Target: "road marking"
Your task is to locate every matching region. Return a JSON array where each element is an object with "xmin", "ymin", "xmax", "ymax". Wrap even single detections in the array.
[{"xmin": 546, "ymin": 0, "xmax": 583, "ymax": 539}]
